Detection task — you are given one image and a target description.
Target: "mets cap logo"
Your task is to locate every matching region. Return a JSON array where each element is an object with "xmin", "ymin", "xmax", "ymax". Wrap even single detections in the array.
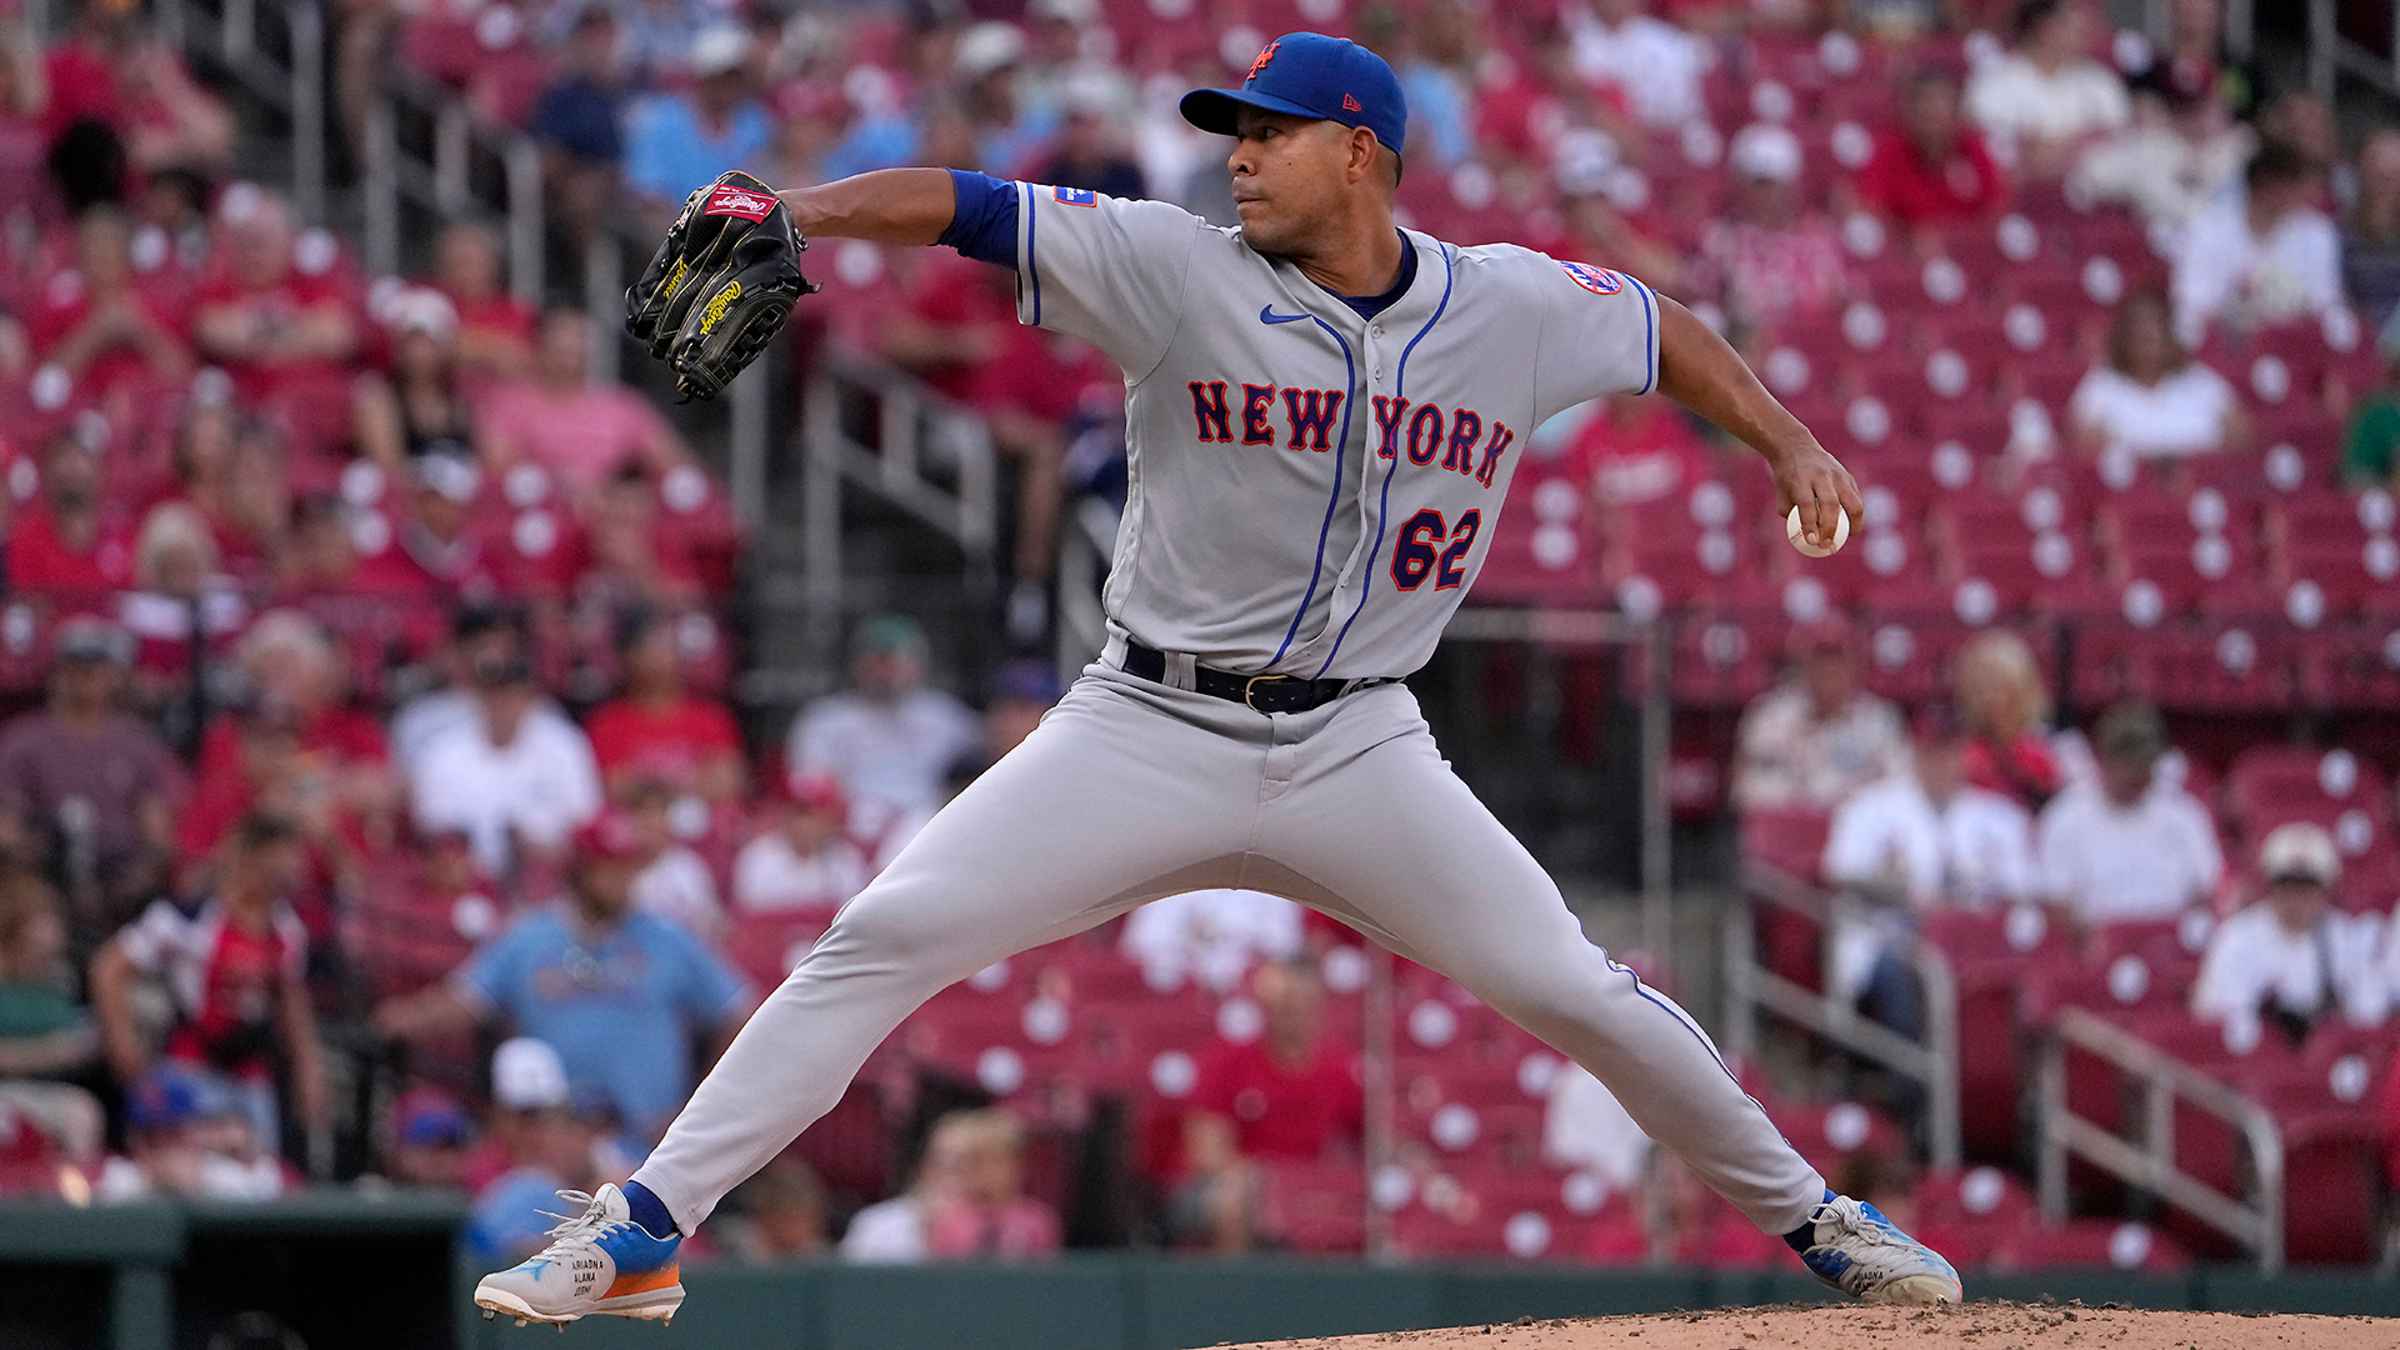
[
  {"xmin": 703, "ymin": 184, "xmax": 777, "ymax": 221},
  {"xmin": 1560, "ymin": 260, "xmax": 1625, "ymax": 296},
  {"xmin": 1246, "ymin": 40, "xmax": 1280, "ymax": 84}
]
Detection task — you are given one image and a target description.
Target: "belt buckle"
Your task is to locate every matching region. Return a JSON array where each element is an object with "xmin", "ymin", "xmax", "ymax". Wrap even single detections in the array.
[{"xmin": 1243, "ymin": 674, "xmax": 1293, "ymax": 712}]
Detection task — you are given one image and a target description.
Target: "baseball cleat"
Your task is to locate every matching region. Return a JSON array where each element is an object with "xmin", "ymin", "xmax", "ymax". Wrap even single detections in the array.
[
  {"xmin": 1794, "ymin": 1193, "xmax": 1963, "ymax": 1305},
  {"xmin": 472, "ymin": 1184, "xmax": 684, "ymax": 1328}
]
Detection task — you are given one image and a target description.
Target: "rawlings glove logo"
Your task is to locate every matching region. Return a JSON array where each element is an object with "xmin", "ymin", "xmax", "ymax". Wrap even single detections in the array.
[
  {"xmin": 698, "ymin": 280, "xmax": 743, "ymax": 336},
  {"xmin": 703, "ymin": 184, "xmax": 778, "ymax": 221}
]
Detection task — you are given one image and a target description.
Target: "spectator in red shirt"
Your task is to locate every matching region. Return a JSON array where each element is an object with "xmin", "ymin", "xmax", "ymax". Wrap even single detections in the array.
[
  {"xmin": 1954, "ymin": 630, "xmax": 2065, "ymax": 810},
  {"xmin": 139, "ymin": 406, "xmax": 285, "ymax": 588},
  {"xmin": 43, "ymin": 0, "xmax": 233, "ymax": 173},
  {"xmin": 89, "ymin": 812, "xmax": 329, "ymax": 1151},
  {"xmin": 188, "ymin": 190, "xmax": 360, "ymax": 404},
  {"xmin": 177, "ymin": 696, "xmax": 308, "ymax": 867},
  {"xmin": 580, "ymin": 462, "xmax": 702, "ymax": 607},
  {"xmin": 1189, "ymin": 959, "xmax": 1363, "ymax": 1162},
  {"xmin": 192, "ymin": 610, "xmax": 398, "ymax": 848},
  {"xmin": 584, "ymin": 607, "xmax": 744, "ymax": 804},
  {"xmin": 1853, "ymin": 68, "xmax": 2009, "ymax": 231},
  {"xmin": 1568, "ymin": 395, "xmax": 1719, "ymax": 532},
  {"xmin": 478, "ymin": 308, "xmax": 695, "ymax": 500},
  {"xmin": 428, "ymin": 223, "xmax": 535, "ymax": 378},
  {"xmin": 211, "ymin": 419, "xmax": 291, "ymax": 590},
  {"xmin": 353, "ymin": 288, "xmax": 480, "ymax": 476},
  {"xmin": 880, "ymin": 251, "xmax": 1015, "ymax": 406},
  {"xmin": 1700, "ymin": 124, "xmax": 1852, "ymax": 340},
  {"xmin": 6, "ymin": 430, "xmax": 136, "ymax": 603},
  {"xmin": 1172, "ymin": 959, "xmax": 1362, "ymax": 1250},
  {"xmin": 2380, "ymin": 1037, "xmax": 2400, "ymax": 1192},
  {"xmin": 27, "ymin": 207, "xmax": 191, "ymax": 402},
  {"xmin": 354, "ymin": 454, "xmax": 504, "ymax": 601}
]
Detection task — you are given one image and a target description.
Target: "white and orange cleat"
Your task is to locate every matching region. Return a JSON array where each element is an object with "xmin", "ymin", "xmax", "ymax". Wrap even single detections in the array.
[{"xmin": 473, "ymin": 1184, "xmax": 685, "ymax": 1329}]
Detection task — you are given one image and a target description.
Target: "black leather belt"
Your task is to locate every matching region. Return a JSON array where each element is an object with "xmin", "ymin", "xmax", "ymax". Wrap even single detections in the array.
[{"xmin": 1119, "ymin": 640, "xmax": 1395, "ymax": 714}]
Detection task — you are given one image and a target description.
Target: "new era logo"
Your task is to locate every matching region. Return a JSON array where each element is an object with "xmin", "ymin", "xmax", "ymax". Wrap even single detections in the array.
[
  {"xmin": 1342, "ymin": 93, "xmax": 1363, "ymax": 113},
  {"xmin": 702, "ymin": 184, "xmax": 777, "ymax": 221}
]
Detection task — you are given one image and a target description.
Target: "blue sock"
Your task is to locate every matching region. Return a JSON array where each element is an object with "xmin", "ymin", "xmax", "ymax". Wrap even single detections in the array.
[
  {"xmin": 621, "ymin": 1180, "xmax": 680, "ymax": 1240},
  {"xmin": 1783, "ymin": 1188, "xmax": 1836, "ymax": 1255}
]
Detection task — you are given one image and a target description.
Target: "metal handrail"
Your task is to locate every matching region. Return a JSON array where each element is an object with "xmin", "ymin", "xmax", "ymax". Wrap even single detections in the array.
[
  {"xmin": 138, "ymin": 0, "xmax": 326, "ymax": 221},
  {"xmin": 2036, "ymin": 1007, "xmax": 2287, "ymax": 1270},
  {"xmin": 1721, "ymin": 861, "xmax": 1965, "ymax": 1170},
  {"xmin": 2300, "ymin": 0, "xmax": 2400, "ymax": 101},
  {"xmin": 798, "ymin": 358, "xmax": 1003, "ymax": 660}
]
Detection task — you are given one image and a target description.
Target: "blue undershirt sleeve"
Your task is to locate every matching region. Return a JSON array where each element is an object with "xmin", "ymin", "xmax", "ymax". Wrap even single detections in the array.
[{"xmin": 935, "ymin": 168, "xmax": 1020, "ymax": 269}]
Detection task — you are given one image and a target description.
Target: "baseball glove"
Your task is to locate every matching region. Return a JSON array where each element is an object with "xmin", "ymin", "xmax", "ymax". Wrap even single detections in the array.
[{"xmin": 625, "ymin": 169, "xmax": 819, "ymax": 402}]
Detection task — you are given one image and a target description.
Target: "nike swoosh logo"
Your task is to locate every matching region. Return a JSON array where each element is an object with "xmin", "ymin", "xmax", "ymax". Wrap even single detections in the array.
[{"xmin": 1259, "ymin": 305, "xmax": 1312, "ymax": 325}]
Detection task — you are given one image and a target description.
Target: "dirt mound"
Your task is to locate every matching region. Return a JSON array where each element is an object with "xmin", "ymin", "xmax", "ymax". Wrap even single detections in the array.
[{"xmin": 1212, "ymin": 1301, "xmax": 2396, "ymax": 1349}]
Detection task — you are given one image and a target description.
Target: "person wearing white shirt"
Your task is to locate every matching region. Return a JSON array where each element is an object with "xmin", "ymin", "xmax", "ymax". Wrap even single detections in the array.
[
  {"xmin": 1823, "ymin": 738, "xmax": 2039, "ymax": 912},
  {"xmin": 2171, "ymin": 146, "xmax": 2344, "ymax": 344},
  {"xmin": 2069, "ymin": 290, "xmax": 2247, "ymax": 462},
  {"xmin": 1568, "ymin": 0, "xmax": 1710, "ymax": 130},
  {"xmin": 1821, "ymin": 707, "xmax": 2037, "ymax": 1036},
  {"xmin": 786, "ymin": 615, "xmax": 979, "ymax": 843},
  {"xmin": 2066, "ymin": 90, "xmax": 2253, "ymax": 248},
  {"xmin": 1732, "ymin": 618, "xmax": 1909, "ymax": 815},
  {"xmin": 2192, "ymin": 822, "xmax": 2389, "ymax": 1040},
  {"xmin": 733, "ymin": 776, "xmax": 872, "ymax": 915},
  {"xmin": 390, "ymin": 604, "xmax": 575, "ymax": 774},
  {"xmin": 2036, "ymin": 703, "xmax": 2223, "ymax": 925},
  {"xmin": 621, "ymin": 777, "xmax": 726, "ymax": 938},
  {"xmin": 1964, "ymin": 0, "xmax": 2130, "ymax": 176},
  {"xmin": 408, "ymin": 652, "xmax": 603, "ymax": 877},
  {"xmin": 633, "ymin": 842, "xmax": 723, "ymax": 939},
  {"xmin": 1119, "ymin": 888, "xmax": 1305, "ymax": 994}
]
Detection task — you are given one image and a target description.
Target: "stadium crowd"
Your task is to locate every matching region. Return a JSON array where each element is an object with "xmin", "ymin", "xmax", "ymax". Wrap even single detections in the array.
[{"xmin": 0, "ymin": 0, "xmax": 2397, "ymax": 1270}]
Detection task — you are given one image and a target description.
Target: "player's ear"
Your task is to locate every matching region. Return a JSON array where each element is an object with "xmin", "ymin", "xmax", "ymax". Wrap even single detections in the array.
[{"xmin": 1348, "ymin": 125, "xmax": 1376, "ymax": 184}]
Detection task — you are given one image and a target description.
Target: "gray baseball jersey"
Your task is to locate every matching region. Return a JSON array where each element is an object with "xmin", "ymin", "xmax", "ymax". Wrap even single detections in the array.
[
  {"xmin": 1006, "ymin": 182, "xmax": 1660, "ymax": 678},
  {"xmin": 621, "ymin": 184, "xmax": 1829, "ymax": 1258}
]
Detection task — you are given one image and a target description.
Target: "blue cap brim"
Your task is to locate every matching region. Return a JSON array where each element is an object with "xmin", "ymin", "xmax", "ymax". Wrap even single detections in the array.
[{"xmin": 1178, "ymin": 86, "xmax": 1329, "ymax": 136}]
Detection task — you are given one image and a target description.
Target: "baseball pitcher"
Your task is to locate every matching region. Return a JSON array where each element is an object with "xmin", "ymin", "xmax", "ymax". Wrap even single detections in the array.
[{"xmin": 473, "ymin": 33, "xmax": 1959, "ymax": 1327}]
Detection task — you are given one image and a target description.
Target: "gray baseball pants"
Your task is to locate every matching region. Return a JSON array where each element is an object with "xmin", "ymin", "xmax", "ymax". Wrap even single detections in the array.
[{"xmin": 633, "ymin": 658, "xmax": 1825, "ymax": 1234}]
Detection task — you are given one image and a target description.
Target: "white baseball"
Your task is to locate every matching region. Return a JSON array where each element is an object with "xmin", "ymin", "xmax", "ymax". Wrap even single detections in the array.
[{"xmin": 1787, "ymin": 503, "xmax": 1851, "ymax": 558}]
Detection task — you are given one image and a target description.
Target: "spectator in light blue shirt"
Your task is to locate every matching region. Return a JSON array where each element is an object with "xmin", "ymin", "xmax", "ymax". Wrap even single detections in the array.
[
  {"xmin": 374, "ymin": 811, "xmax": 752, "ymax": 1139},
  {"xmin": 623, "ymin": 26, "xmax": 774, "ymax": 211}
]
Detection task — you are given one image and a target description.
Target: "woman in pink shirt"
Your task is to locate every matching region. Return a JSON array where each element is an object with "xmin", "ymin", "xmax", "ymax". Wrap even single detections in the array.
[{"xmin": 478, "ymin": 308, "xmax": 695, "ymax": 500}]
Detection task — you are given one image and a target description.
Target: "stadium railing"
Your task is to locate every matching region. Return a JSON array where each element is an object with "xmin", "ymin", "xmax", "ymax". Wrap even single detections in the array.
[
  {"xmin": 1721, "ymin": 852, "xmax": 1966, "ymax": 1171},
  {"xmin": 2035, "ymin": 1008, "xmax": 2288, "ymax": 1270}
]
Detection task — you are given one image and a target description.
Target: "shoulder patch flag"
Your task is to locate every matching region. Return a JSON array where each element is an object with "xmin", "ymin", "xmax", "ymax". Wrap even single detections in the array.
[
  {"xmin": 1559, "ymin": 260, "xmax": 1626, "ymax": 296},
  {"xmin": 1053, "ymin": 186, "xmax": 1099, "ymax": 207}
]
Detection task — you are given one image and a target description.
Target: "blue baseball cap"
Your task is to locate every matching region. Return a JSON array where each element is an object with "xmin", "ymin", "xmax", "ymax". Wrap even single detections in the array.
[{"xmin": 1180, "ymin": 32, "xmax": 1406, "ymax": 160}]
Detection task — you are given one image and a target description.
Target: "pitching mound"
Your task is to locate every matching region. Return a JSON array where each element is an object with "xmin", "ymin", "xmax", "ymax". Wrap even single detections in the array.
[{"xmin": 1213, "ymin": 1301, "xmax": 2395, "ymax": 1349}]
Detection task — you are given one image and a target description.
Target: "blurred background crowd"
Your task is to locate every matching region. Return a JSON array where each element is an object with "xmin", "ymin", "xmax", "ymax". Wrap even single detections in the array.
[{"xmin": 0, "ymin": 0, "xmax": 2397, "ymax": 1281}]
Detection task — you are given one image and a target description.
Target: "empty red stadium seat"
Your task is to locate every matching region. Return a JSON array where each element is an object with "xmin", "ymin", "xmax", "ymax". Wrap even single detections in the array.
[{"xmin": 1994, "ymin": 1221, "xmax": 2190, "ymax": 1272}]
